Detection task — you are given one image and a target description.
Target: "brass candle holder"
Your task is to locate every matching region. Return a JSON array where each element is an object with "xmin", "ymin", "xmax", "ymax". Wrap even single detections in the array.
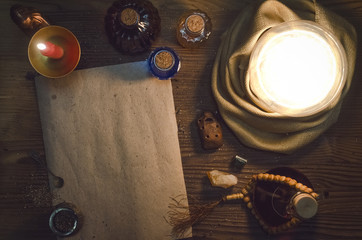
[
  {"xmin": 28, "ymin": 25, "xmax": 81, "ymax": 78},
  {"xmin": 11, "ymin": 5, "xmax": 81, "ymax": 78}
]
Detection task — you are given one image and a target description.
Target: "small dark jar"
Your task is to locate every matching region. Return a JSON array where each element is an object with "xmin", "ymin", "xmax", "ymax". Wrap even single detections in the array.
[
  {"xmin": 49, "ymin": 203, "xmax": 81, "ymax": 237},
  {"xmin": 105, "ymin": 0, "xmax": 161, "ymax": 54}
]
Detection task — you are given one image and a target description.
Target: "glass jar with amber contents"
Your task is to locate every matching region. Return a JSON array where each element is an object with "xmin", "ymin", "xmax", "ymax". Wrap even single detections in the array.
[{"xmin": 176, "ymin": 9, "xmax": 212, "ymax": 48}]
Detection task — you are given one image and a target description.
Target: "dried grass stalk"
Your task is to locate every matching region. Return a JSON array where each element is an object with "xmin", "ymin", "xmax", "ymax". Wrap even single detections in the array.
[{"xmin": 167, "ymin": 196, "xmax": 222, "ymax": 238}]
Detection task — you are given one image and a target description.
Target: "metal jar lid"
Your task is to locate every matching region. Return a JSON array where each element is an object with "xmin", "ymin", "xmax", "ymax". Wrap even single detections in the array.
[{"xmin": 49, "ymin": 206, "xmax": 79, "ymax": 237}]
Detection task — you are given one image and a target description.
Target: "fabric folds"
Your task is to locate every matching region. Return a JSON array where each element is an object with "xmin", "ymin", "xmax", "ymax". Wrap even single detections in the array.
[{"xmin": 212, "ymin": 0, "xmax": 357, "ymax": 153}]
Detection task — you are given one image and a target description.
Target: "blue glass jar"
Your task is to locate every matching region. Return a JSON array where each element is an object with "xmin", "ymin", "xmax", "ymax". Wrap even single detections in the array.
[{"xmin": 148, "ymin": 47, "xmax": 181, "ymax": 80}]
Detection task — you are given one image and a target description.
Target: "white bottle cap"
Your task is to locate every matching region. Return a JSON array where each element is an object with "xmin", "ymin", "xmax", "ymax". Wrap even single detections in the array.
[{"xmin": 292, "ymin": 193, "xmax": 318, "ymax": 219}]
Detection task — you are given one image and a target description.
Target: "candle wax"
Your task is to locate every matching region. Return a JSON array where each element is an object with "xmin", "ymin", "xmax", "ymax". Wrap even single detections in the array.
[{"xmin": 37, "ymin": 41, "xmax": 64, "ymax": 59}]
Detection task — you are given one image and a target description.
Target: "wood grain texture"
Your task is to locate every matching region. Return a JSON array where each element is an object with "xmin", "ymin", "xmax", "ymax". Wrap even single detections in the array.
[
  {"xmin": 1, "ymin": 0, "xmax": 362, "ymax": 239},
  {"xmin": 0, "ymin": 151, "xmax": 54, "ymax": 240}
]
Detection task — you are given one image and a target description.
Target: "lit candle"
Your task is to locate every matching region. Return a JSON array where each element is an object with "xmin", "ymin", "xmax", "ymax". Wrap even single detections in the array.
[
  {"xmin": 248, "ymin": 21, "xmax": 347, "ymax": 117},
  {"xmin": 37, "ymin": 41, "xmax": 64, "ymax": 59}
]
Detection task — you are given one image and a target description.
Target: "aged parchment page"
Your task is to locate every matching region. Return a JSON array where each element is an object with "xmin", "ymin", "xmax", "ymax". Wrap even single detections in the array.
[{"xmin": 35, "ymin": 61, "xmax": 191, "ymax": 239}]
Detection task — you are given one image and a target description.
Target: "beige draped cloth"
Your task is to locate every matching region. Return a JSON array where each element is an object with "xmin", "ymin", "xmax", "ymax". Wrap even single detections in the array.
[{"xmin": 212, "ymin": 0, "xmax": 357, "ymax": 154}]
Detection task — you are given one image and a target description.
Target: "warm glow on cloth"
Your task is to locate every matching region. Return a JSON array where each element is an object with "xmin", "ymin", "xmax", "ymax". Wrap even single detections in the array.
[
  {"xmin": 257, "ymin": 31, "xmax": 336, "ymax": 107},
  {"xmin": 249, "ymin": 21, "xmax": 347, "ymax": 117},
  {"xmin": 211, "ymin": 0, "xmax": 357, "ymax": 153}
]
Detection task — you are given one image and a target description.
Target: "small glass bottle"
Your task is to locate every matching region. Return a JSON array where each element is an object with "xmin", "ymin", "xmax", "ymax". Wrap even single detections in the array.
[
  {"xmin": 10, "ymin": 4, "xmax": 50, "ymax": 36},
  {"xmin": 176, "ymin": 9, "xmax": 212, "ymax": 48},
  {"xmin": 252, "ymin": 167, "xmax": 318, "ymax": 227},
  {"xmin": 148, "ymin": 47, "xmax": 181, "ymax": 80},
  {"xmin": 105, "ymin": 0, "xmax": 161, "ymax": 54},
  {"xmin": 49, "ymin": 202, "xmax": 82, "ymax": 237}
]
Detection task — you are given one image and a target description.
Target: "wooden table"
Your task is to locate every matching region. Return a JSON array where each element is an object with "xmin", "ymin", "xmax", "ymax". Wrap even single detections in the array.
[{"xmin": 1, "ymin": 0, "xmax": 362, "ymax": 239}]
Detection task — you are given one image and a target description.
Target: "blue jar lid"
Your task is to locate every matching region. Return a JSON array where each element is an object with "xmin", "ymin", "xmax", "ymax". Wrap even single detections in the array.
[{"xmin": 148, "ymin": 47, "xmax": 181, "ymax": 80}]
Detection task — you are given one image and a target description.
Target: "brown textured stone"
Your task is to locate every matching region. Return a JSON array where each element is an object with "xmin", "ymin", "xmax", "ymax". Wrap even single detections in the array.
[{"xmin": 197, "ymin": 111, "xmax": 223, "ymax": 149}]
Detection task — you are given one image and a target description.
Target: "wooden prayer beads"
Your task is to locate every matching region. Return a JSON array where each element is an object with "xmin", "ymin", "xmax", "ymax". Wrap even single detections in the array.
[{"xmin": 222, "ymin": 173, "xmax": 319, "ymax": 234}]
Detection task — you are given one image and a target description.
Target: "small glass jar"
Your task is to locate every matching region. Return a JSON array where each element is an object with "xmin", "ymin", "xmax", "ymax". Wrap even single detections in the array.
[
  {"xmin": 286, "ymin": 192, "xmax": 318, "ymax": 220},
  {"xmin": 105, "ymin": 0, "xmax": 161, "ymax": 54},
  {"xmin": 148, "ymin": 47, "xmax": 181, "ymax": 80},
  {"xmin": 10, "ymin": 4, "xmax": 50, "ymax": 36},
  {"xmin": 49, "ymin": 202, "xmax": 82, "ymax": 237},
  {"xmin": 176, "ymin": 9, "xmax": 212, "ymax": 48}
]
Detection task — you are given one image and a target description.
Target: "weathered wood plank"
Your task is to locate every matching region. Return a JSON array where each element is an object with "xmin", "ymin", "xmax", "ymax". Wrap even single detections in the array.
[{"xmin": 1, "ymin": 0, "xmax": 362, "ymax": 239}]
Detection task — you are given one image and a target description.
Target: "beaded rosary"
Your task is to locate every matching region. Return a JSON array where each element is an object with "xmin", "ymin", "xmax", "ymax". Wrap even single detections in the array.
[{"xmin": 168, "ymin": 172, "xmax": 319, "ymax": 238}]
